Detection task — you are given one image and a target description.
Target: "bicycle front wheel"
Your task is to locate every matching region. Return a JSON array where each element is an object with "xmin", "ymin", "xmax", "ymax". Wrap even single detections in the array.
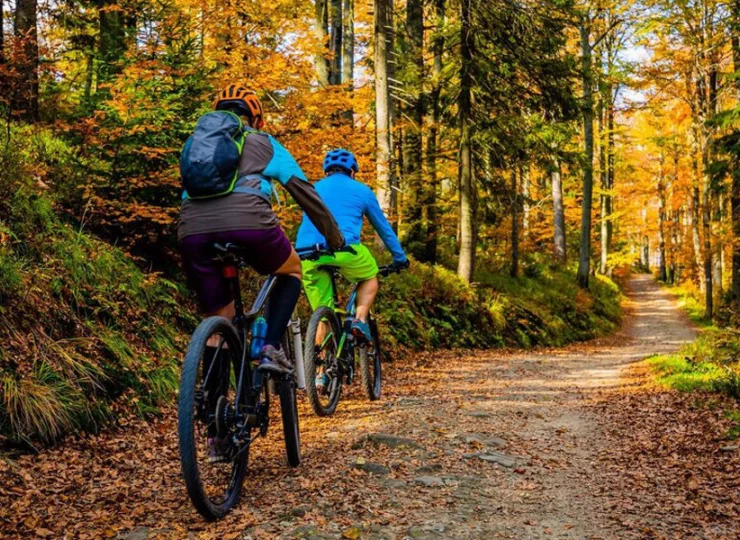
[
  {"xmin": 279, "ymin": 330, "xmax": 301, "ymax": 466},
  {"xmin": 359, "ymin": 317, "xmax": 382, "ymax": 401},
  {"xmin": 178, "ymin": 316, "xmax": 249, "ymax": 521},
  {"xmin": 303, "ymin": 306, "xmax": 343, "ymax": 416},
  {"xmin": 278, "ymin": 376, "xmax": 301, "ymax": 466}
]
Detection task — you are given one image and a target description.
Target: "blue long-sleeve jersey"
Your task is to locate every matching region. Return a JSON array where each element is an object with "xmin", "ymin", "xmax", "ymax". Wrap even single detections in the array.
[{"xmin": 295, "ymin": 173, "xmax": 407, "ymax": 263}]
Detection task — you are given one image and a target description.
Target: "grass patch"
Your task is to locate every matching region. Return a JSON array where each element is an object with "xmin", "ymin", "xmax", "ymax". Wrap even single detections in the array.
[
  {"xmin": 648, "ymin": 329, "xmax": 740, "ymax": 399},
  {"xmin": 663, "ymin": 281, "xmax": 712, "ymax": 327},
  {"xmin": 0, "ymin": 187, "xmax": 196, "ymax": 445},
  {"xmin": 649, "ymin": 354, "xmax": 725, "ymax": 393}
]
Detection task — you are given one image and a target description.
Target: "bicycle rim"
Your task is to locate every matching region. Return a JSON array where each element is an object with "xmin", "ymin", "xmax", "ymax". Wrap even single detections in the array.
[{"xmin": 304, "ymin": 307, "xmax": 343, "ymax": 416}]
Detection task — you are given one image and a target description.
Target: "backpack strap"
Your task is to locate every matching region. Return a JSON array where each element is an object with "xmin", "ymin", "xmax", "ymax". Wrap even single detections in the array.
[{"xmin": 182, "ymin": 174, "xmax": 272, "ymax": 201}]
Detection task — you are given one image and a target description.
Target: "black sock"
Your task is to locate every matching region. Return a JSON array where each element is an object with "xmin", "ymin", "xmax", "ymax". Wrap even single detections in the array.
[{"xmin": 264, "ymin": 275, "xmax": 301, "ymax": 349}]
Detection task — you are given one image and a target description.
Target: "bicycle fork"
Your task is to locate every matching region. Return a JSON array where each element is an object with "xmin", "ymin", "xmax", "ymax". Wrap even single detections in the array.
[{"xmin": 290, "ymin": 318, "xmax": 306, "ymax": 390}]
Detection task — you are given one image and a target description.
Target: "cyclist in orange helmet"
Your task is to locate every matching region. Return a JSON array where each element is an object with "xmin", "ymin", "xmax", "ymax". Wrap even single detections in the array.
[{"xmin": 179, "ymin": 85, "xmax": 344, "ymax": 460}]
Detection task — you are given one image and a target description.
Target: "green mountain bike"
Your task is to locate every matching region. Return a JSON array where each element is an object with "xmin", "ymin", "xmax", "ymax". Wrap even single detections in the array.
[{"xmin": 297, "ymin": 245, "xmax": 402, "ymax": 417}]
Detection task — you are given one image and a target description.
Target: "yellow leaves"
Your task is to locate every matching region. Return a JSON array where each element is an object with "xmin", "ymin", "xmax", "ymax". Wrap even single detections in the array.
[{"xmin": 342, "ymin": 526, "xmax": 362, "ymax": 539}]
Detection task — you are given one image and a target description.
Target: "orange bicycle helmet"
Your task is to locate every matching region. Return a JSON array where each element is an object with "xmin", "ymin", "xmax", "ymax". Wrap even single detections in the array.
[{"xmin": 214, "ymin": 84, "xmax": 265, "ymax": 129}]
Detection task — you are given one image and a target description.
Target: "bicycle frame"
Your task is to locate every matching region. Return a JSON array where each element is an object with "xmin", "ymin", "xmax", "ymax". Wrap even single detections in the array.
[
  {"xmin": 224, "ymin": 262, "xmax": 277, "ymax": 416},
  {"xmin": 320, "ymin": 267, "xmax": 362, "ymax": 360}
]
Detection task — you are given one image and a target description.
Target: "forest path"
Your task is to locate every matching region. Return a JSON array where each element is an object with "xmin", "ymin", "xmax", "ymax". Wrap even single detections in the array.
[{"xmin": 0, "ymin": 275, "xmax": 699, "ymax": 539}]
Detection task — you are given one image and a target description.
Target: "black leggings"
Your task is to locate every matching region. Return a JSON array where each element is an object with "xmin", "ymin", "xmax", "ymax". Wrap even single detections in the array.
[{"xmin": 264, "ymin": 275, "xmax": 302, "ymax": 349}]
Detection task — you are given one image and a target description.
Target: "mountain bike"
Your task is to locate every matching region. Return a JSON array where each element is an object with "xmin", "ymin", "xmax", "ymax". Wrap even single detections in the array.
[
  {"xmin": 178, "ymin": 242, "xmax": 306, "ymax": 521},
  {"xmin": 297, "ymin": 245, "xmax": 402, "ymax": 417}
]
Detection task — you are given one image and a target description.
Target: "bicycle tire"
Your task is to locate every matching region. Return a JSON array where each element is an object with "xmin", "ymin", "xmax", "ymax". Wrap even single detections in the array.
[
  {"xmin": 178, "ymin": 316, "xmax": 248, "ymax": 521},
  {"xmin": 303, "ymin": 306, "xmax": 343, "ymax": 416},
  {"xmin": 278, "ymin": 377, "xmax": 301, "ymax": 466},
  {"xmin": 359, "ymin": 317, "xmax": 382, "ymax": 401}
]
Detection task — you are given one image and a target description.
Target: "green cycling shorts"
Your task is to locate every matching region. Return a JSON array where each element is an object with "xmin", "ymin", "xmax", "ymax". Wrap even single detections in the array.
[{"xmin": 301, "ymin": 243, "xmax": 378, "ymax": 310}]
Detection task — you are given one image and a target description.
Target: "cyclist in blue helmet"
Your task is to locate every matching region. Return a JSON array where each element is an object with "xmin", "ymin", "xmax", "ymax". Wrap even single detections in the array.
[{"xmin": 296, "ymin": 149, "xmax": 409, "ymax": 392}]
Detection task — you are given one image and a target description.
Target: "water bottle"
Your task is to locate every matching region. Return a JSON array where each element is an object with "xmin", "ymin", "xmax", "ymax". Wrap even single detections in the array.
[{"xmin": 250, "ymin": 316, "xmax": 267, "ymax": 359}]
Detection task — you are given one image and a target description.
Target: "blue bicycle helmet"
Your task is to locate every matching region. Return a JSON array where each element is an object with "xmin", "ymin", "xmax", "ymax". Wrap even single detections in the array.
[{"xmin": 323, "ymin": 149, "xmax": 359, "ymax": 175}]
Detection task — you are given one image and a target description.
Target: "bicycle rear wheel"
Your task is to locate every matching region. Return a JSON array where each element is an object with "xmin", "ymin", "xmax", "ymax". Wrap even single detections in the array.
[
  {"xmin": 359, "ymin": 316, "xmax": 382, "ymax": 401},
  {"xmin": 303, "ymin": 306, "xmax": 343, "ymax": 416},
  {"xmin": 178, "ymin": 316, "xmax": 249, "ymax": 521}
]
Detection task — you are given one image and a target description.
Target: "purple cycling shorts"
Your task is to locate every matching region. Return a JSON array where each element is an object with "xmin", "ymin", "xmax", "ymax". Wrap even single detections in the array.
[{"xmin": 179, "ymin": 227, "xmax": 293, "ymax": 313}]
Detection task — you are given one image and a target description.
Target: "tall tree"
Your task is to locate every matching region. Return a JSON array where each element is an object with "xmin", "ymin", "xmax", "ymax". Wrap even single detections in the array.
[
  {"xmin": 315, "ymin": 0, "xmax": 330, "ymax": 86},
  {"xmin": 731, "ymin": 0, "xmax": 740, "ymax": 306},
  {"xmin": 375, "ymin": 0, "xmax": 393, "ymax": 218},
  {"xmin": 342, "ymin": 0, "xmax": 354, "ymax": 86},
  {"xmin": 511, "ymin": 167, "xmax": 520, "ymax": 277},
  {"xmin": 341, "ymin": 0, "xmax": 354, "ymax": 122},
  {"xmin": 424, "ymin": 0, "xmax": 445, "ymax": 263},
  {"xmin": 14, "ymin": 0, "xmax": 39, "ymax": 120},
  {"xmin": 329, "ymin": 0, "xmax": 342, "ymax": 85},
  {"xmin": 577, "ymin": 12, "xmax": 595, "ymax": 288},
  {"xmin": 402, "ymin": 0, "xmax": 425, "ymax": 255},
  {"xmin": 457, "ymin": 0, "xmax": 475, "ymax": 282},
  {"xmin": 658, "ymin": 153, "xmax": 668, "ymax": 281}
]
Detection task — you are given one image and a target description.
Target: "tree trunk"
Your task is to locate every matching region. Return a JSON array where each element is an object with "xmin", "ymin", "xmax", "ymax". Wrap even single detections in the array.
[
  {"xmin": 641, "ymin": 235, "xmax": 650, "ymax": 271},
  {"xmin": 511, "ymin": 168, "xmax": 520, "ymax": 278},
  {"xmin": 1, "ymin": 0, "xmax": 4, "ymax": 64},
  {"xmin": 14, "ymin": 0, "xmax": 39, "ymax": 121},
  {"xmin": 314, "ymin": 0, "xmax": 330, "ymax": 86},
  {"xmin": 702, "ymin": 159, "xmax": 713, "ymax": 317},
  {"xmin": 457, "ymin": 0, "xmax": 475, "ymax": 283},
  {"xmin": 690, "ymin": 149, "xmax": 704, "ymax": 289},
  {"xmin": 552, "ymin": 158, "xmax": 567, "ymax": 263},
  {"xmin": 424, "ymin": 0, "xmax": 445, "ymax": 264},
  {"xmin": 374, "ymin": 0, "xmax": 393, "ymax": 220},
  {"xmin": 658, "ymin": 155, "xmax": 668, "ymax": 282},
  {"xmin": 606, "ymin": 98, "xmax": 615, "ymax": 275},
  {"xmin": 403, "ymin": 0, "xmax": 425, "ymax": 256},
  {"xmin": 577, "ymin": 18, "xmax": 594, "ymax": 288},
  {"xmin": 521, "ymin": 164, "xmax": 530, "ymax": 236},
  {"xmin": 329, "ymin": 0, "xmax": 342, "ymax": 85},
  {"xmin": 97, "ymin": 0, "xmax": 127, "ymax": 84},
  {"xmin": 84, "ymin": 52, "xmax": 95, "ymax": 101},
  {"xmin": 598, "ymin": 78, "xmax": 607, "ymax": 274},
  {"xmin": 732, "ymin": 0, "xmax": 740, "ymax": 306},
  {"xmin": 341, "ymin": 0, "xmax": 354, "ymax": 122}
]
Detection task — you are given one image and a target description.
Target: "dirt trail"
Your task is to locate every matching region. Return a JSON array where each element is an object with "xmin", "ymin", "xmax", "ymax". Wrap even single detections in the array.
[{"xmin": 0, "ymin": 275, "xmax": 698, "ymax": 539}]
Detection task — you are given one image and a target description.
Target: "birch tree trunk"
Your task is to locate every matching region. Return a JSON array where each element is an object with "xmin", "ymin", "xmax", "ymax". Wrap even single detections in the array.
[
  {"xmin": 374, "ymin": 0, "xmax": 393, "ymax": 219},
  {"xmin": 457, "ymin": 0, "xmax": 475, "ymax": 282},
  {"xmin": 314, "ymin": 0, "xmax": 330, "ymax": 86},
  {"xmin": 552, "ymin": 159, "xmax": 567, "ymax": 263}
]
